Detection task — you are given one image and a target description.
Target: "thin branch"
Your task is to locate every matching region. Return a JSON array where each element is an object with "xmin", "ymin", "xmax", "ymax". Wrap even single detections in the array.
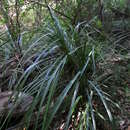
[
  {"xmin": 15, "ymin": 0, "xmax": 22, "ymax": 54},
  {"xmin": 110, "ymin": 7, "xmax": 130, "ymax": 18},
  {"xmin": 0, "ymin": 40, "xmax": 10, "ymax": 48},
  {"xmin": 30, "ymin": 0, "xmax": 72, "ymax": 21}
]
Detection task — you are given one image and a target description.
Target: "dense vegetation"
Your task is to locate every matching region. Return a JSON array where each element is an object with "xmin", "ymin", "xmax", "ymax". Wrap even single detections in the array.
[{"xmin": 0, "ymin": 0, "xmax": 130, "ymax": 130}]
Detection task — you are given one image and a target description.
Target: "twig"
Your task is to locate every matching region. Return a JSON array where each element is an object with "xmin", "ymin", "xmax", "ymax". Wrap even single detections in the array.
[
  {"xmin": 0, "ymin": 40, "xmax": 10, "ymax": 48},
  {"xmin": 6, "ymin": 107, "xmax": 45, "ymax": 130},
  {"xmin": 111, "ymin": 7, "xmax": 130, "ymax": 18},
  {"xmin": 30, "ymin": 0, "xmax": 72, "ymax": 21},
  {"xmin": 15, "ymin": 0, "xmax": 22, "ymax": 55}
]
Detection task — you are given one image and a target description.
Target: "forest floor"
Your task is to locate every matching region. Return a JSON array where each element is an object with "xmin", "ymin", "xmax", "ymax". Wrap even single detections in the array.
[
  {"xmin": 0, "ymin": 49, "xmax": 130, "ymax": 130},
  {"xmin": 60, "ymin": 53, "xmax": 130, "ymax": 130},
  {"xmin": 0, "ymin": 26, "xmax": 130, "ymax": 130}
]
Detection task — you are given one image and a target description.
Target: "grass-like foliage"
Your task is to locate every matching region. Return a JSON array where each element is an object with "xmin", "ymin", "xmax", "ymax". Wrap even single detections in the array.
[{"xmin": 0, "ymin": 4, "xmax": 116, "ymax": 130}]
